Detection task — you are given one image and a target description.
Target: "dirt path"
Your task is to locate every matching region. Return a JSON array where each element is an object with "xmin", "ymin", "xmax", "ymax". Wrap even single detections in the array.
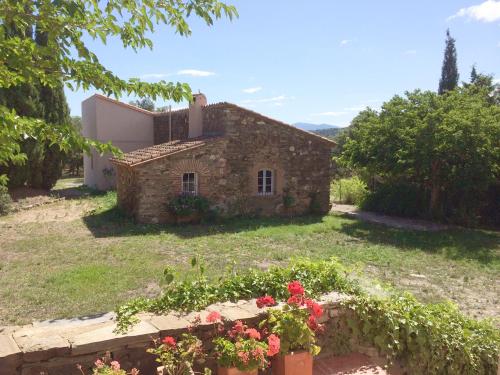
[{"xmin": 331, "ymin": 204, "xmax": 450, "ymax": 231}]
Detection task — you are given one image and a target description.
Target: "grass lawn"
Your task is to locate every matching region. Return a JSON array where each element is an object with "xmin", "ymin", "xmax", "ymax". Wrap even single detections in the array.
[{"xmin": 0, "ymin": 188, "xmax": 498, "ymax": 325}]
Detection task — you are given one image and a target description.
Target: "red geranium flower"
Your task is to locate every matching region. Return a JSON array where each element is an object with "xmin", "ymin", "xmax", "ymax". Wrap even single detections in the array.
[
  {"xmin": 307, "ymin": 315, "xmax": 319, "ymax": 331},
  {"xmin": 256, "ymin": 295, "xmax": 276, "ymax": 308},
  {"xmin": 244, "ymin": 328, "xmax": 261, "ymax": 340},
  {"xmin": 162, "ymin": 336, "xmax": 177, "ymax": 348},
  {"xmin": 287, "ymin": 281, "xmax": 305, "ymax": 296},
  {"xmin": 206, "ymin": 311, "xmax": 222, "ymax": 323},
  {"xmin": 267, "ymin": 334, "xmax": 281, "ymax": 357},
  {"xmin": 287, "ymin": 294, "xmax": 304, "ymax": 306},
  {"xmin": 305, "ymin": 299, "xmax": 323, "ymax": 318}
]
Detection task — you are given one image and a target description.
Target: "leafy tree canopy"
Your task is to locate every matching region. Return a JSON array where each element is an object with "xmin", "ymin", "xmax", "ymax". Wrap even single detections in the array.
[{"xmin": 0, "ymin": 0, "xmax": 238, "ymax": 184}]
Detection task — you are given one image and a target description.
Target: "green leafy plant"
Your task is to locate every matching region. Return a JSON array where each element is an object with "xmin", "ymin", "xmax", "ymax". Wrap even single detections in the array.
[
  {"xmin": 0, "ymin": 185, "xmax": 12, "ymax": 215},
  {"xmin": 168, "ymin": 194, "xmax": 210, "ymax": 217},
  {"xmin": 212, "ymin": 320, "xmax": 273, "ymax": 371},
  {"xmin": 77, "ymin": 352, "xmax": 138, "ymax": 375},
  {"xmin": 115, "ymin": 258, "xmax": 357, "ymax": 333},
  {"xmin": 147, "ymin": 334, "xmax": 210, "ymax": 375},
  {"xmin": 331, "ymin": 176, "xmax": 368, "ymax": 206},
  {"xmin": 259, "ymin": 281, "xmax": 323, "ymax": 356},
  {"xmin": 342, "ymin": 294, "xmax": 500, "ymax": 375}
]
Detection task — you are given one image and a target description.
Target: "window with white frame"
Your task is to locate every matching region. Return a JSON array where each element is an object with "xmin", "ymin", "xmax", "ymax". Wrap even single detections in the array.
[
  {"xmin": 258, "ymin": 169, "xmax": 273, "ymax": 195},
  {"xmin": 182, "ymin": 172, "xmax": 198, "ymax": 195}
]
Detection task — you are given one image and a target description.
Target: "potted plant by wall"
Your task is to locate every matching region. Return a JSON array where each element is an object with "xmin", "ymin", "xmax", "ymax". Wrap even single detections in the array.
[
  {"xmin": 257, "ymin": 281, "xmax": 324, "ymax": 375},
  {"xmin": 168, "ymin": 194, "xmax": 210, "ymax": 224},
  {"xmin": 212, "ymin": 320, "xmax": 279, "ymax": 375},
  {"xmin": 147, "ymin": 333, "xmax": 211, "ymax": 375},
  {"xmin": 77, "ymin": 351, "xmax": 139, "ymax": 375}
]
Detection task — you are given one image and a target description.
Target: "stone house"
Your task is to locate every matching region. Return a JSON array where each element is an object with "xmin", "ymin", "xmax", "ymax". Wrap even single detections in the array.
[{"xmin": 110, "ymin": 93, "xmax": 335, "ymax": 223}]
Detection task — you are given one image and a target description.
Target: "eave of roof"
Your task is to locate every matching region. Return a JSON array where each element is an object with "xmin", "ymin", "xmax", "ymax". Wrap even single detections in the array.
[{"xmin": 110, "ymin": 137, "xmax": 221, "ymax": 168}]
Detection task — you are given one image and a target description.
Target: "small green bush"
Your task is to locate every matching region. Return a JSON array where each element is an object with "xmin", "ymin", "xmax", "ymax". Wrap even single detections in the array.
[
  {"xmin": 168, "ymin": 194, "xmax": 210, "ymax": 217},
  {"xmin": 361, "ymin": 183, "xmax": 426, "ymax": 217},
  {"xmin": 331, "ymin": 176, "xmax": 367, "ymax": 205},
  {"xmin": 0, "ymin": 185, "xmax": 12, "ymax": 215}
]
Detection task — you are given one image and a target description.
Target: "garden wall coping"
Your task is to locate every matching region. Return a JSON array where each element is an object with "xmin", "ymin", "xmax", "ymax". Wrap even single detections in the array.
[{"xmin": 0, "ymin": 292, "xmax": 349, "ymax": 375}]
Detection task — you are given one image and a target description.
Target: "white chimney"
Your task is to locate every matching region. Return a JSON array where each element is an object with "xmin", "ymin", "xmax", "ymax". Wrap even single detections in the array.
[{"xmin": 188, "ymin": 93, "xmax": 207, "ymax": 138}]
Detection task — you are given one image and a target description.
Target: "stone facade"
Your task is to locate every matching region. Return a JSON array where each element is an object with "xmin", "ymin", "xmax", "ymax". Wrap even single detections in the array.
[{"xmin": 114, "ymin": 103, "xmax": 335, "ymax": 224}]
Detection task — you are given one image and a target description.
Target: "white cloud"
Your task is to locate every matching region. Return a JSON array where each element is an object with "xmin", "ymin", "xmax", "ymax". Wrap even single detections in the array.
[
  {"xmin": 177, "ymin": 69, "xmax": 215, "ymax": 77},
  {"xmin": 448, "ymin": 0, "xmax": 500, "ymax": 23},
  {"xmin": 494, "ymin": 78, "xmax": 500, "ymax": 84},
  {"xmin": 241, "ymin": 95, "xmax": 287, "ymax": 104},
  {"xmin": 243, "ymin": 86, "xmax": 262, "ymax": 94},
  {"xmin": 311, "ymin": 111, "xmax": 347, "ymax": 117},
  {"xmin": 344, "ymin": 106, "xmax": 366, "ymax": 112},
  {"xmin": 340, "ymin": 39, "xmax": 351, "ymax": 46},
  {"xmin": 404, "ymin": 49, "xmax": 417, "ymax": 55}
]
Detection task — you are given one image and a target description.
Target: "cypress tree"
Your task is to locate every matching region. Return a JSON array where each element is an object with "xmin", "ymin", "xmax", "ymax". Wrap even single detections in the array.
[
  {"xmin": 35, "ymin": 28, "xmax": 72, "ymax": 189},
  {"xmin": 470, "ymin": 65, "xmax": 478, "ymax": 84},
  {"xmin": 438, "ymin": 29, "xmax": 459, "ymax": 95}
]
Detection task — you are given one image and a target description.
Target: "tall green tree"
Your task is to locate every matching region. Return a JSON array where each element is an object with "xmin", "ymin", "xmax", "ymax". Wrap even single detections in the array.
[
  {"xmin": 438, "ymin": 29, "xmax": 459, "ymax": 95},
  {"xmin": 341, "ymin": 87, "xmax": 500, "ymax": 225},
  {"xmin": 0, "ymin": 0, "xmax": 238, "ymax": 185}
]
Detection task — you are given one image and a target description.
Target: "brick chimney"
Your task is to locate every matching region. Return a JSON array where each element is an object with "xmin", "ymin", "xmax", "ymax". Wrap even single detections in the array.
[{"xmin": 188, "ymin": 93, "xmax": 207, "ymax": 138}]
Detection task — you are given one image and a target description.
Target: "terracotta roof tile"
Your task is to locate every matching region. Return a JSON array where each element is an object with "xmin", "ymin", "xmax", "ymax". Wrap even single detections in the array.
[{"xmin": 110, "ymin": 137, "xmax": 219, "ymax": 167}]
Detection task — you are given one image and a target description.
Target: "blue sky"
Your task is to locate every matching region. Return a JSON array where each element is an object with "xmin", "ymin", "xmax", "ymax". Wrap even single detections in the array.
[{"xmin": 66, "ymin": 0, "xmax": 500, "ymax": 127}]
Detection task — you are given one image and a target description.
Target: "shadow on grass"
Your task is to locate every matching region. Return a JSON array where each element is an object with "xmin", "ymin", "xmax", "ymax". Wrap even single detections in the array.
[
  {"xmin": 338, "ymin": 219, "xmax": 500, "ymax": 266},
  {"xmin": 82, "ymin": 205, "xmax": 326, "ymax": 239}
]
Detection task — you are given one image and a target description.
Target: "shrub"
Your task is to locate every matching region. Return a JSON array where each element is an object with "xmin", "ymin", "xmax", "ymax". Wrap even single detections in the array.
[
  {"xmin": 360, "ymin": 182, "xmax": 426, "ymax": 218},
  {"xmin": 331, "ymin": 176, "xmax": 367, "ymax": 206},
  {"xmin": 168, "ymin": 194, "xmax": 210, "ymax": 217},
  {"xmin": 0, "ymin": 185, "xmax": 12, "ymax": 215}
]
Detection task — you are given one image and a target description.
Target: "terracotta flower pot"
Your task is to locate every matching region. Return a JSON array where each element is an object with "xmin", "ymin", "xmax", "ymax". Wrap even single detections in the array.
[
  {"xmin": 217, "ymin": 366, "xmax": 258, "ymax": 375},
  {"xmin": 272, "ymin": 351, "xmax": 313, "ymax": 375}
]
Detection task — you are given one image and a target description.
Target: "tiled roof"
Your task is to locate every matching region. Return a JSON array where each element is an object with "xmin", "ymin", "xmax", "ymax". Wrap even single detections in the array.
[{"xmin": 110, "ymin": 137, "xmax": 219, "ymax": 167}]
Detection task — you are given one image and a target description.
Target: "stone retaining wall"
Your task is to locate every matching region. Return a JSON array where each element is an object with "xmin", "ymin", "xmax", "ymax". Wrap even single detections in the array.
[{"xmin": 0, "ymin": 292, "xmax": 395, "ymax": 375}]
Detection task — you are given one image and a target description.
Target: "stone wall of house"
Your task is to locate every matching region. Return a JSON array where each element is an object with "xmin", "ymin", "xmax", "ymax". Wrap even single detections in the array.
[
  {"xmin": 125, "ymin": 103, "xmax": 334, "ymax": 223},
  {"xmin": 153, "ymin": 110, "xmax": 189, "ymax": 144},
  {"xmin": 115, "ymin": 165, "xmax": 138, "ymax": 217},
  {"xmin": 0, "ymin": 293, "xmax": 406, "ymax": 375}
]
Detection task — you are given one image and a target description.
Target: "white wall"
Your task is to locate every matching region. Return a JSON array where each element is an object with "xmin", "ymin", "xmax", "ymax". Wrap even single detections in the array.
[{"xmin": 82, "ymin": 95, "xmax": 154, "ymax": 190}]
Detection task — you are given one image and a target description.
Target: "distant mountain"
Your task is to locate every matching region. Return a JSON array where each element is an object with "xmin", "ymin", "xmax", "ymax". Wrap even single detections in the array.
[
  {"xmin": 312, "ymin": 127, "xmax": 343, "ymax": 138},
  {"xmin": 293, "ymin": 122, "xmax": 340, "ymax": 132}
]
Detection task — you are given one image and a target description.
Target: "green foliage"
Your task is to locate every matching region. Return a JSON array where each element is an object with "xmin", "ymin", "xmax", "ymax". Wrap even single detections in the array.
[
  {"xmin": 340, "ymin": 86, "xmax": 500, "ymax": 225},
  {"xmin": 213, "ymin": 329, "xmax": 268, "ymax": 371},
  {"xmin": 168, "ymin": 194, "xmax": 210, "ymax": 217},
  {"xmin": 262, "ymin": 305, "xmax": 320, "ymax": 356},
  {"xmin": 115, "ymin": 258, "xmax": 358, "ymax": 333},
  {"xmin": 331, "ymin": 176, "xmax": 367, "ymax": 205},
  {"xmin": 129, "ymin": 98, "xmax": 155, "ymax": 111},
  {"xmin": 147, "ymin": 333, "xmax": 208, "ymax": 375},
  {"xmin": 361, "ymin": 182, "xmax": 425, "ymax": 217},
  {"xmin": 0, "ymin": 0, "xmax": 238, "ymax": 184},
  {"xmin": 343, "ymin": 294, "xmax": 500, "ymax": 375},
  {"xmin": 0, "ymin": 185, "xmax": 12, "ymax": 215},
  {"xmin": 438, "ymin": 29, "xmax": 459, "ymax": 95}
]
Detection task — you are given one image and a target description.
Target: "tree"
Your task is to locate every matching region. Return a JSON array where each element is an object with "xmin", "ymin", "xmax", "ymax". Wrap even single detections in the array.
[
  {"xmin": 129, "ymin": 98, "xmax": 155, "ymax": 112},
  {"xmin": 0, "ymin": 0, "xmax": 238, "ymax": 185},
  {"xmin": 438, "ymin": 29, "xmax": 459, "ymax": 95},
  {"xmin": 341, "ymin": 87, "xmax": 500, "ymax": 225},
  {"xmin": 470, "ymin": 65, "xmax": 478, "ymax": 84}
]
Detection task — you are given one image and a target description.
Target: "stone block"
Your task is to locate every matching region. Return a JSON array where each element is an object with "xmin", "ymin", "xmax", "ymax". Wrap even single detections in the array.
[
  {"xmin": 147, "ymin": 314, "xmax": 190, "ymax": 336},
  {"xmin": 0, "ymin": 331, "xmax": 22, "ymax": 375},
  {"xmin": 69, "ymin": 320, "xmax": 158, "ymax": 356},
  {"xmin": 13, "ymin": 326, "xmax": 70, "ymax": 363}
]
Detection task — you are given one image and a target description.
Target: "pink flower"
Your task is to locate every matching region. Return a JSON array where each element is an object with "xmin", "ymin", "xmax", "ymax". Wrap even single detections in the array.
[
  {"xmin": 206, "ymin": 311, "xmax": 222, "ymax": 323},
  {"xmin": 94, "ymin": 359, "xmax": 105, "ymax": 369},
  {"xmin": 237, "ymin": 351, "xmax": 250, "ymax": 365},
  {"xmin": 287, "ymin": 281, "xmax": 305, "ymax": 296},
  {"xmin": 256, "ymin": 295, "xmax": 276, "ymax": 308},
  {"xmin": 229, "ymin": 320, "xmax": 246, "ymax": 338},
  {"xmin": 252, "ymin": 346, "xmax": 265, "ymax": 360},
  {"xmin": 267, "ymin": 334, "xmax": 280, "ymax": 357},
  {"xmin": 245, "ymin": 328, "xmax": 261, "ymax": 340},
  {"xmin": 162, "ymin": 336, "xmax": 177, "ymax": 348},
  {"xmin": 110, "ymin": 361, "xmax": 120, "ymax": 371}
]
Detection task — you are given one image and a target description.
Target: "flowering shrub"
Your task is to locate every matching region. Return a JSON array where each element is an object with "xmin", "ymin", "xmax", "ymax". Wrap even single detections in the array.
[
  {"xmin": 168, "ymin": 194, "xmax": 210, "ymax": 217},
  {"xmin": 256, "ymin": 295, "xmax": 276, "ymax": 308},
  {"xmin": 258, "ymin": 281, "xmax": 323, "ymax": 356},
  {"xmin": 77, "ymin": 352, "xmax": 138, "ymax": 375},
  {"xmin": 147, "ymin": 333, "xmax": 210, "ymax": 375},
  {"xmin": 212, "ymin": 320, "xmax": 278, "ymax": 371}
]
